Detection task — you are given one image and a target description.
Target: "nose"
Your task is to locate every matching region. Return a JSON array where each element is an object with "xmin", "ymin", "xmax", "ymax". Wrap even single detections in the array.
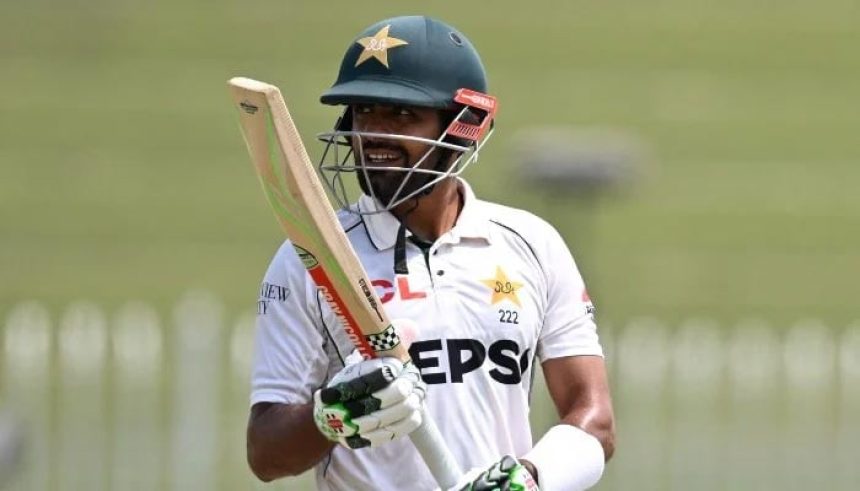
[
  {"xmin": 353, "ymin": 105, "xmax": 396, "ymax": 135},
  {"xmin": 358, "ymin": 115, "xmax": 393, "ymax": 135}
]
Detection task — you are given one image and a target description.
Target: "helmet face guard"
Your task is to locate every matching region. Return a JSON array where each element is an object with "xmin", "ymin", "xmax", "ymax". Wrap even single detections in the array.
[
  {"xmin": 318, "ymin": 16, "xmax": 497, "ymax": 213},
  {"xmin": 317, "ymin": 89, "xmax": 498, "ymax": 214}
]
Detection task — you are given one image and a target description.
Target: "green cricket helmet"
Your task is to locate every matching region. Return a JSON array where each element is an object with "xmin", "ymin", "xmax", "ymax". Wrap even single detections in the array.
[
  {"xmin": 320, "ymin": 15, "xmax": 488, "ymax": 109},
  {"xmin": 317, "ymin": 16, "xmax": 498, "ymax": 215}
]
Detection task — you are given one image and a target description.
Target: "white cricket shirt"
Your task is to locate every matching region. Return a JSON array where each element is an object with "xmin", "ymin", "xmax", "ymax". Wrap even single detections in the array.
[{"xmin": 251, "ymin": 180, "xmax": 603, "ymax": 491}]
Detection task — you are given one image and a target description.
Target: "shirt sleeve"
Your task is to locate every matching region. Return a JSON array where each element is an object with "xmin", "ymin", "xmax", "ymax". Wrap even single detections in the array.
[
  {"xmin": 250, "ymin": 241, "xmax": 330, "ymax": 406},
  {"xmin": 536, "ymin": 225, "xmax": 604, "ymax": 362}
]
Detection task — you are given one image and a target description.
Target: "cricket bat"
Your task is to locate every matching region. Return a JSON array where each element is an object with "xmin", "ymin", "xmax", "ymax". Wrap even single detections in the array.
[{"xmin": 228, "ymin": 77, "xmax": 462, "ymax": 488}]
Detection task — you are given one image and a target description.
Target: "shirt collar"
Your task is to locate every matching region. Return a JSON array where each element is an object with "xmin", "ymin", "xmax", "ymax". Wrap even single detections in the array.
[{"xmin": 358, "ymin": 178, "xmax": 492, "ymax": 251}]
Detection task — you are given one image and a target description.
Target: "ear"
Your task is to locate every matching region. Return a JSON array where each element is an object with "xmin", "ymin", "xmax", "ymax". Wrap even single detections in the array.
[{"xmin": 335, "ymin": 107, "xmax": 354, "ymax": 131}]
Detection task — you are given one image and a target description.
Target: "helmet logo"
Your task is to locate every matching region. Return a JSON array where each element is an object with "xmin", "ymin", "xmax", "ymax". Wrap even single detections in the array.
[{"xmin": 355, "ymin": 25, "xmax": 409, "ymax": 69}]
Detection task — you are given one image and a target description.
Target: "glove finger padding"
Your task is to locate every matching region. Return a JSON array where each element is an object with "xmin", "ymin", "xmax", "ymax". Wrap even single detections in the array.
[
  {"xmin": 346, "ymin": 409, "xmax": 423, "ymax": 449},
  {"xmin": 351, "ymin": 392, "xmax": 423, "ymax": 432},
  {"xmin": 338, "ymin": 368, "xmax": 425, "ymax": 419},
  {"xmin": 313, "ymin": 357, "xmax": 427, "ymax": 449},
  {"xmin": 457, "ymin": 456, "xmax": 539, "ymax": 491},
  {"xmin": 319, "ymin": 361, "xmax": 399, "ymax": 404},
  {"xmin": 373, "ymin": 375, "xmax": 423, "ymax": 407}
]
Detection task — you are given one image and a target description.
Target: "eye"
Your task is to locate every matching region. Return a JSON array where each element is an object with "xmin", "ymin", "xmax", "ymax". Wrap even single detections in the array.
[
  {"xmin": 398, "ymin": 107, "xmax": 413, "ymax": 116},
  {"xmin": 354, "ymin": 104, "xmax": 372, "ymax": 114}
]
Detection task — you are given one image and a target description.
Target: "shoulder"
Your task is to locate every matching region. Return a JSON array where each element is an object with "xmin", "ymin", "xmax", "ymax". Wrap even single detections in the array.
[
  {"xmin": 478, "ymin": 200, "xmax": 565, "ymax": 249},
  {"xmin": 266, "ymin": 239, "xmax": 303, "ymax": 280},
  {"xmin": 267, "ymin": 207, "xmax": 368, "ymax": 271},
  {"xmin": 268, "ymin": 210, "xmax": 362, "ymax": 265}
]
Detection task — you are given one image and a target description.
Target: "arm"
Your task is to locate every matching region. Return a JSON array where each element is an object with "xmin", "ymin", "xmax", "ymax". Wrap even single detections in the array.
[
  {"xmin": 540, "ymin": 355, "xmax": 615, "ymax": 460},
  {"xmin": 454, "ymin": 356, "xmax": 615, "ymax": 491},
  {"xmin": 516, "ymin": 355, "xmax": 614, "ymax": 490},
  {"xmin": 246, "ymin": 241, "xmax": 333, "ymax": 482},
  {"xmin": 246, "ymin": 402, "xmax": 334, "ymax": 482},
  {"xmin": 520, "ymin": 221, "xmax": 615, "ymax": 488}
]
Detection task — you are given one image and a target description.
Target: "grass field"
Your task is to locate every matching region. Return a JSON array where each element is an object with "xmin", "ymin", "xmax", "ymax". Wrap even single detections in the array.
[{"xmin": 1, "ymin": 1, "xmax": 858, "ymax": 489}]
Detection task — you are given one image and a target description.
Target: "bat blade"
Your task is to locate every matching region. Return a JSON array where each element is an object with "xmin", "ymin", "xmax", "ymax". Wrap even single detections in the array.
[
  {"xmin": 228, "ymin": 77, "xmax": 390, "ymax": 359},
  {"xmin": 228, "ymin": 77, "xmax": 461, "ymax": 487}
]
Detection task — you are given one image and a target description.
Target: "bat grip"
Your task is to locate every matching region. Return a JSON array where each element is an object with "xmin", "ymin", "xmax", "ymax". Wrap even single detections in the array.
[{"xmin": 410, "ymin": 410, "xmax": 462, "ymax": 489}]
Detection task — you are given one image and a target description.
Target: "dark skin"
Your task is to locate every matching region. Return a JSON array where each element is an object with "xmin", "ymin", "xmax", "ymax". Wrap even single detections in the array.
[
  {"xmin": 518, "ymin": 356, "xmax": 615, "ymax": 482},
  {"xmin": 246, "ymin": 104, "xmax": 615, "ymax": 483},
  {"xmin": 247, "ymin": 104, "xmax": 456, "ymax": 482},
  {"xmin": 351, "ymin": 103, "xmax": 462, "ymax": 241},
  {"xmin": 247, "ymin": 402, "xmax": 332, "ymax": 481}
]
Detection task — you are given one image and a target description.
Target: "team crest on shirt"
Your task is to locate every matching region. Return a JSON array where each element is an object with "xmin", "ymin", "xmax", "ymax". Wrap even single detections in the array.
[{"xmin": 480, "ymin": 266, "xmax": 523, "ymax": 307}]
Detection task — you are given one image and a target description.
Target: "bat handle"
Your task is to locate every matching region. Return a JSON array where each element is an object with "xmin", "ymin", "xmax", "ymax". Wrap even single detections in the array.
[{"xmin": 410, "ymin": 411, "xmax": 462, "ymax": 489}]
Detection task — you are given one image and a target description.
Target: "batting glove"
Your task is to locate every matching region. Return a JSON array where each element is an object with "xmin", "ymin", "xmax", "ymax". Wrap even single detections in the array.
[
  {"xmin": 313, "ymin": 356, "xmax": 426, "ymax": 449},
  {"xmin": 449, "ymin": 456, "xmax": 539, "ymax": 491}
]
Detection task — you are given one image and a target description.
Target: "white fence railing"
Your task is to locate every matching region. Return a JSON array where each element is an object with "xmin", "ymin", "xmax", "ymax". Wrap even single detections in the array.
[{"xmin": 1, "ymin": 292, "xmax": 858, "ymax": 490}]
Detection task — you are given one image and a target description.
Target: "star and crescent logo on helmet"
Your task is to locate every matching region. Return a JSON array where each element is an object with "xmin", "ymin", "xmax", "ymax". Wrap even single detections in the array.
[{"xmin": 355, "ymin": 25, "xmax": 409, "ymax": 68}]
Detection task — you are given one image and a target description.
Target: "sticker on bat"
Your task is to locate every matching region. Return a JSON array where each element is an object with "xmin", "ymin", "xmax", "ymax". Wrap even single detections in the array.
[
  {"xmin": 358, "ymin": 278, "xmax": 384, "ymax": 322},
  {"xmin": 366, "ymin": 325, "xmax": 401, "ymax": 352},
  {"xmin": 239, "ymin": 100, "xmax": 259, "ymax": 114},
  {"xmin": 293, "ymin": 245, "xmax": 320, "ymax": 268}
]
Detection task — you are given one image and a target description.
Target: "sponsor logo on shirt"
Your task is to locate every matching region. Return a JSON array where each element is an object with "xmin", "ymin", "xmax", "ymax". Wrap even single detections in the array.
[
  {"xmin": 582, "ymin": 289, "xmax": 596, "ymax": 318},
  {"xmin": 257, "ymin": 281, "xmax": 291, "ymax": 315},
  {"xmin": 371, "ymin": 277, "xmax": 427, "ymax": 303},
  {"xmin": 409, "ymin": 338, "xmax": 531, "ymax": 385}
]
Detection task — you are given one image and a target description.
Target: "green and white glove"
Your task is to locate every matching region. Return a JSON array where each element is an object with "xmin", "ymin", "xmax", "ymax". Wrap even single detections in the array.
[
  {"xmin": 313, "ymin": 356, "xmax": 426, "ymax": 449},
  {"xmin": 451, "ymin": 456, "xmax": 539, "ymax": 491}
]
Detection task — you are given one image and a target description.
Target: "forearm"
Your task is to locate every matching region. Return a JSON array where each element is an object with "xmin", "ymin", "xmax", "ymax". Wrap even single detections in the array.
[
  {"xmin": 559, "ymin": 401, "xmax": 615, "ymax": 460},
  {"xmin": 247, "ymin": 402, "xmax": 334, "ymax": 482},
  {"xmin": 527, "ymin": 355, "xmax": 615, "ymax": 489},
  {"xmin": 542, "ymin": 356, "xmax": 616, "ymax": 460}
]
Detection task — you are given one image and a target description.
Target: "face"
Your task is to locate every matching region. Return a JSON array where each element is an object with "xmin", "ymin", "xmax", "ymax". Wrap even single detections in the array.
[{"xmin": 350, "ymin": 104, "xmax": 448, "ymax": 206}]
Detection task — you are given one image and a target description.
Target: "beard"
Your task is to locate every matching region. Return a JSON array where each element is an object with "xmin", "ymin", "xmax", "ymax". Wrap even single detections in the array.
[
  {"xmin": 355, "ymin": 142, "xmax": 441, "ymax": 207},
  {"xmin": 357, "ymin": 168, "xmax": 437, "ymax": 207}
]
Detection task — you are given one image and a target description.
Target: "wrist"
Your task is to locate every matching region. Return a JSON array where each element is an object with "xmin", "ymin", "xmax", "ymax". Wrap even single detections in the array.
[
  {"xmin": 523, "ymin": 424, "xmax": 604, "ymax": 491},
  {"xmin": 518, "ymin": 458, "xmax": 539, "ymax": 485}
]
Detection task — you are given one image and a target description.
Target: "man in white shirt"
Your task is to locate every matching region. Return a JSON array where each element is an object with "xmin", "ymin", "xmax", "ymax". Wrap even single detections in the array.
[{"xmin": 246, "ymin": 15, "xmax": 615, "ymax": 491}]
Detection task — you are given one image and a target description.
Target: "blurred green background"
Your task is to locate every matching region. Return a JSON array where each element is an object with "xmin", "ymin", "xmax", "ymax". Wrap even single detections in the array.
[
  {"xmin": 3, "ymin": 0, "xmax": 858, "ymax": 324},
  {"xmin": 1, "ymin": 0, "xmax": 858, "ymax": 490}
]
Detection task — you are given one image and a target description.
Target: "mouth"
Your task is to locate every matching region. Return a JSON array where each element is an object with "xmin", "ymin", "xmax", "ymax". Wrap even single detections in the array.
[{"xmin": 362, "ymin": 147, "xmax": 406, "ymax": 167}]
